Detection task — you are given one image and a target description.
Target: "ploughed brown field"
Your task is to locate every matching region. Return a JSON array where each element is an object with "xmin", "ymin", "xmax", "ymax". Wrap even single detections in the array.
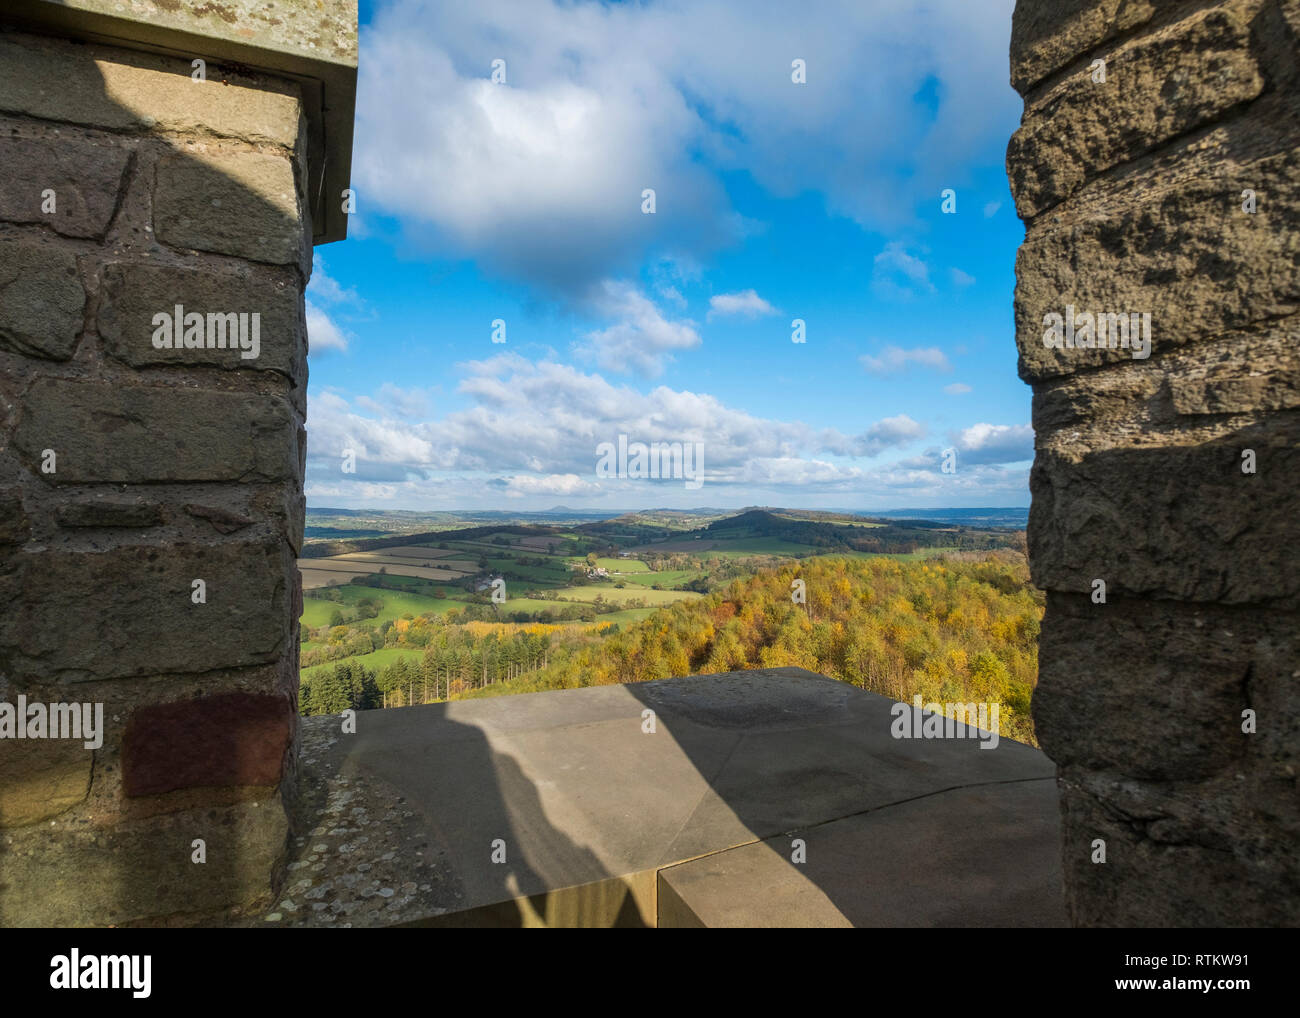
[{"xmin": 298, "ymin": 546, "xmax": 476, "ymax": 588}]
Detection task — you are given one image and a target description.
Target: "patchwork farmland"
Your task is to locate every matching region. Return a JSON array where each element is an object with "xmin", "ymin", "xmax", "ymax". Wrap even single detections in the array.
[
  {"xmin": 297, "ymin": 509, "xmax": 1025, "ymax": 717},
  {"xmin": 298, "ymin": 546, "xmax": 476, "ymax": 589}
]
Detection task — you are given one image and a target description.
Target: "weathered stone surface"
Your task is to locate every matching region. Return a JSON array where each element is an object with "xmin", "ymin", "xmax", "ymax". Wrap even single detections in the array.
[
  {"xmin": 0, "ymin": 32, "xmax": 303, "ymax": 147},
  {"xmin": 1170, "ymin": 373, "xmax": 1300, "ymax": 415},
  {"xmin": 0, "ymin": 133, "xmax": 132, "ymax": 238},
  {"xmin": 1037, "ymin": 592, "xmax": 1300, "ymax": 926},
  {"xmin": 1031, "ymin": 317, "xmax": 1300, "ymax": 436},
  {"xmin": 17, "ymin": 0, "xmax": 360, "ymax": 68},
  {"xmin": 1013, "ymin": 0, "xmax": 1300, "ymax": 928},
  {"xmin": 0, "ymin": 738, "xmax": 94, "ymax": 828},
  {"xmin": 184, "ymin": 504, "xmax": 254, "ymax": 534},
  {"xmin": 0, "ymin": 10, "xmax": 321, "ymax": 929},
  {"xmin": 0, "ymin": 539, "xmax": 290, "ymax": 680},
  {"xmin": 123, "ymin": 692, "xmax": 293, "ymax": 796},
  {"xmin": 1010, "ymin": 0, "xmax": 1173, "ymax": 94},
  {"xmin": 1013, "ymin": 147, "xmax": 1299, "ymax": 382},
  {"xmin": 0, "ymin": 797, "xmax": 290, "ymax": 926},
  {"xmin": 0, "ymin": 240, "xmax": 85, "ymax": 360},
  {"xmin": 658, "ymin": 780, "xmax": 1065, "ymax": 927},
  {"xmin": 1286, "ymin": 0, "xmax": 1300, "ymax": 35},
  {"xmin": 154, "ymin": 149, "xmax": 302, "ymax": 265},
  {"xmin": 1054, "ymin": 773, "xmax": 1300, "ymax": 927},
  {"xmin": 1034, "ymin": 593, "xmax": 1298, "ymax": 778},
  {"xmin": 12, "ymin": 379, "xmax": 298, "ymax": 484},
  {"xmin": 288, "ymin": 489, "xmax": 306, "ymax": 554},
  {"xmin": 0, "ymin": 488, "xmax": 29, "ymax": 547},
  {"xmin": 1008, "ymin": 4, "xmax": 1265, "ymax": 218},
  {"xmin": 56, "ymin": 498, "xmax": 164, "ymax": 529},
  {"xmin": 98, "ymin": 260, "xmax": 303, "ymax": 378},
  {"xmin": 1027, "ymin": 418, "xmax": 1300, "ymax": 604}
]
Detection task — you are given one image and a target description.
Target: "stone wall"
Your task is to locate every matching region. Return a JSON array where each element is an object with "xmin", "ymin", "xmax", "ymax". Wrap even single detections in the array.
[
  {"xmin": 1009, "ymin": 0, "xmax": 1299, "ymax": 924},
  {"xmin": 0, "ymin": 26, "xmax": 311, "ymax": 925}
]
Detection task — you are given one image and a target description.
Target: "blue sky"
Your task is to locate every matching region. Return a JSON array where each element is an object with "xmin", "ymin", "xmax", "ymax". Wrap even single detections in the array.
[{"xmin": 304, "ymin": 0, "xmax": 1030, "ymax": 511}]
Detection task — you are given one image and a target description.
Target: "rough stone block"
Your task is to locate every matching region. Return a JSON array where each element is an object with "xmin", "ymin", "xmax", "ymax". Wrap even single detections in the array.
[
  {"xmin": 1027, "ymin": 418, "xmax": 1300, "ymax": 604},
  {"xmin": 98, "ymin": 261, "xmax": 303, "ymax": 379},
  {"xmin": 1054, "ymin": 774, "xmax": 1300, "ymax": 926},
  {"xmin": 154, "ymin": 149, "xmax": 302, "ymax": 266},
  {"xmin": 1008, "ymin": 4, "xmax": 1265, "ymax": 218},
  {"xmin": 0, "ymin": 488, "xmax": 30, "ymax": 547},
  {"xmin": 1010, "ymin": 0, "xmax": 1300, "ymax": 931},
  {"xmin": 1030, "ymin": 317, "xmax": 1300, "ymax": 437},
  {"xmin": 56, "ymin": 498, "xmax": 164, "ymax": 529},
  {"xmin": 1013, "ymin": 147, "xmax": 1299, "ymax": 382},
  {"xmin": 0, "ymin": 797, "xmax": 289, "ymax": 926},
  {"xmin": 1033, "ymin": 594, "xmax": 1297, "ymax": 779},
  {"xmin": 0, "ymin": 133, "xmax": 132, "ymax": 238},
  {"xmin": 1170, "ymin": 373, "xmax": 1300, "ymax": 414},
  {"xmin": 184, "ymin": 504, "xmax": 254, "ymax": 535},
  {"xmin": 1010, "ymin": 0, "xmax": 1173, "ymax": 94},
  {"xmin": 12, "ymin": 379, "xmax": 298, "ymax": 484},
  {"xmin": 0, "ymin": 32, "xmax": 303, "ymax": 147},
  {"xmin": 0, "ymin": 539, "xmax": 290, "ymax": 680},
  {"xmin": 0, "ymin": 240, "xmax": 85, "ymax": 360},
  {"xmin": 0, "ymin": 738, "xmax": 93, "ymax": 828},
  {"xmin": 122, "ymin": 692, "xmax": 293, "ymax": 797},
  {"xmin": 1287, "ymin": 0, "xmax": 1300, "ymax": 34}
]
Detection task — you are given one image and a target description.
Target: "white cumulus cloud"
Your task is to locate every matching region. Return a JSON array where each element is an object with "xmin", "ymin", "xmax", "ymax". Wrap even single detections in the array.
[
  {"xmin": 353, "ymin": 0, "xmax": 1020, "ymax": 296},
  {"xmin": 708, "ymin": 289, "xmax": 779, "ymax": 320},
  {"xmin": 573, "ymin": 281, "xmax": 700, "ymax": 376},
  {"xmin": 949, "ymin": 422, "xmax": 1034, "ymax": 464},
  {"xmin": 859, "ymin": 345, "xmax": 952, "ymax": 375},
  {"xmin": 306, "ymin": 302, "xmax": 349, "ymax": 355}
]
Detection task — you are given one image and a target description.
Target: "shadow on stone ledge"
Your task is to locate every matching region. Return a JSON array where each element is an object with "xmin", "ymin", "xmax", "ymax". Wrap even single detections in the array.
[{"xmin": 260, "ymin": 668, "xmax": 1065, "ymax": 928}]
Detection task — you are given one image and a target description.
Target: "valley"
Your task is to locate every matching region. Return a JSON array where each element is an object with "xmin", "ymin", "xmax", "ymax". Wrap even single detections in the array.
[{"xmin": 298, "ymin": 506, "xmax": 1038, "ymax": 741}]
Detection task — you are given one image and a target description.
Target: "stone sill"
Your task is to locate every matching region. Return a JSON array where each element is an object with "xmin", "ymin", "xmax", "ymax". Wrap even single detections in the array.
[
  {"xmin": 3, "ymin": 0, "xmax": 357, "ymax": 245},
  {"xmin": 254, "ymin": 668, "xmax": 1066, "ymax": 928}
]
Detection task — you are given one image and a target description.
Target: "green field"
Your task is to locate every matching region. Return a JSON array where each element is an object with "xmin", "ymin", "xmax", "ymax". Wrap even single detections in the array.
[
  {"xmin": 494, "ymin": 597, "xmax": 583, "ymax": 615},
  {"xmin": 497, "ymin": 565, "xmax": 572, "ymax": 586},
  {"xmin": 771, "ymin": 514, "xmax": 885, "ymax": 528},
  {"xmin": 438, "ymin": 536, "xmax": 526, "ymax": 551},
  {"xmin": 617, "ymin": 569, "xmax": 702, "ymax": 588},
  {"xmin": 301, "ymin": 586, "xmax": 460, "ymax": 630},
  {"xmin": 593, "ymin": 557, "xmax": 648, "ymax": 572},
  {"xmin": 821, "ymin": 546, "xmax": 959, "ymax": 562},
  {"xmin": 326, "ymin": 571, "xmax": 468, "ymax": 597},
  {"xmin": 301, "ymin": 646, "xmax": 427, "ymax": 681},
  {"xmin": 560, "ymin": 584, "xmax": 702, "ymax": 604},
  {"xmin": 705, "ymin": 537, "xmax": 820, "ymax": 557},
  {"xmin": 465, "ymin": 556, "xmax": 571, "ymax": 586}
]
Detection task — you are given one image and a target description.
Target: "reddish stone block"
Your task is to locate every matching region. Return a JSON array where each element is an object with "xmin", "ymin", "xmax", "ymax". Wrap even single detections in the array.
[{"xmin": 122, "ymin": 693, "xmax": 292, "ymax": 797}]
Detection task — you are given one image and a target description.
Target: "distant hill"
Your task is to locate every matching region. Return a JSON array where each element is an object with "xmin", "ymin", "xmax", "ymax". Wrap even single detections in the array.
[
  {"xmin": 871, "ymin": 508, "xmax": 1029, "ymax": 528},
  {"xmin": 302, "ymin": 505, "xmax": 1025, "ymax": 559},
  {"xmin": 702, "ymin": 509, "xmax": 1016, "ymax": 555}
]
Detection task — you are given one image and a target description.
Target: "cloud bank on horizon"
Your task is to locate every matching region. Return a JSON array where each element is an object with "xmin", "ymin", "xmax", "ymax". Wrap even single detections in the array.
[{"xmin": 305, "ymin": 0, "xmax": 1031, "ymax": 511}]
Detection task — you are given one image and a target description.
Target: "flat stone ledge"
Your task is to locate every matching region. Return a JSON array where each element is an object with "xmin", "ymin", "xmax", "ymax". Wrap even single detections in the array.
[
  {"xmin": 256, "ymin": 668, "xmax": 1063, "ymax": 928},
  {"xmin": 659, "ymin": 779, "xmax": 1066, "ymax": 927}
]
